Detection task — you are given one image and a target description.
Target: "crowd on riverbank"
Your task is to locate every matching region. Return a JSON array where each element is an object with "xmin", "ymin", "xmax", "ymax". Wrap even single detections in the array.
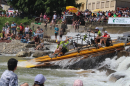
[{"xmin": 0, "ymin": 21, "xmax": 46, "ymax": 50}]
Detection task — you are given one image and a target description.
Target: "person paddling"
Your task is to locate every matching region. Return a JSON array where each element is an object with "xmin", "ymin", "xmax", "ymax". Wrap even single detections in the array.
[{"xmin": 50, "ymin": 36, "xmax": 72, "ymax": 58}]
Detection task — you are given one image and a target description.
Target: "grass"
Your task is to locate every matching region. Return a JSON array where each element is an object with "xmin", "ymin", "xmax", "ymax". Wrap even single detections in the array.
[{"xmin": 0, "ymin": 17, "xmax": 34, "ymax": 31}]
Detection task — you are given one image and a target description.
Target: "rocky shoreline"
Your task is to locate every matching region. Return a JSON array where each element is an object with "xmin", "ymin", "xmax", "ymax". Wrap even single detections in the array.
[{"xmin": 0, "ymin": 40, "xmax": 54, "ymax": 57}]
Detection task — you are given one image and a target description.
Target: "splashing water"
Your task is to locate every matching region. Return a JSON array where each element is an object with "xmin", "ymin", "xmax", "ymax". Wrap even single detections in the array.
[{"xmin": 50, "ymin": 56, "xmax": 84, "ymax": 68}]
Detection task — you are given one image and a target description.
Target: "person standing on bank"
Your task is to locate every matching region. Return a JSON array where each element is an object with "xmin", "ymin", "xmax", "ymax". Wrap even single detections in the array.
[
  {"xmin": 11, "ymin": 21, "xmax": 16, "ymax": 35},
  {"xmin": 54, "ymin": 25, "xmax": 59, "ymax": 40},
  {"xmin": 61, "ymin": 21, "xmax": 67, "ymax": 35}
]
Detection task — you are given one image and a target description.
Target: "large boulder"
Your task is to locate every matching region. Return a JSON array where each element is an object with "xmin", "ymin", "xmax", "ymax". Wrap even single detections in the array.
[
  {"xmin": 16, "ymin": 51, "xmax": 31, "ymax": 57},
  {"xmin": 33, "ymin": 50, "xmax": 52, "ymax": 57}
]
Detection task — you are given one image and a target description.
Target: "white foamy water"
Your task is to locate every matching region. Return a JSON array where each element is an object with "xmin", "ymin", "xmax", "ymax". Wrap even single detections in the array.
[{"xmin": 13, "ymin": 56, "xmax": 130, "ymax": 86}]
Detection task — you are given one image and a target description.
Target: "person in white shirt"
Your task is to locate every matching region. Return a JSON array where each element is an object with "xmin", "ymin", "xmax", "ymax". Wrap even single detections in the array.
[
  {"xmin": 53, "ymin": 13, "xmax": 57, "ymax": 26},
  {"xmin": 24, "ymin": 25, "xmax": 29, "ymax": 40}
]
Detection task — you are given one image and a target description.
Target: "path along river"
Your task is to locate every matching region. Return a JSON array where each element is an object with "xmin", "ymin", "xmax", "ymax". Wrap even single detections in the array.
[{"xmin": 0, "ymin": 32, "xmax": 130, "ymax": 86}]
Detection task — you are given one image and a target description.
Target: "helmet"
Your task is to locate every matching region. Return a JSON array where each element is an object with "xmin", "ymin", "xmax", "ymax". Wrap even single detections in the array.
[{"xmin": 56, "ymin": 40, "xmax": 60, "ymax": 42}]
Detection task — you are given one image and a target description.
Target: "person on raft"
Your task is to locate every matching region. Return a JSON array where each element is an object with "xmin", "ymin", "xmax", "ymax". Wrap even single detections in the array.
[
  {"xmin": 93, "ymin": 27, "xmax": 102, "ymax": 45},
  {"xmin": 50, "ymin": 36, "xmax": 72, "ymax": 57},
  {"xmin": 99, "ymin": 31, "xmax": 110, "ymax": 46}
]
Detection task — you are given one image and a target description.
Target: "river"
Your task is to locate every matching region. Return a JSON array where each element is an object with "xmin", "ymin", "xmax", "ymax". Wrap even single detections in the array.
[{"xmin": 0, "ymin": 32, "xmax": 130, "ymax": 86}]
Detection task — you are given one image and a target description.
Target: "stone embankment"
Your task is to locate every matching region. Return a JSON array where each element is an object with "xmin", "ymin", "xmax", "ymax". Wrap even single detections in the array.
[
  {"xmin": 0, "ymin": 40, "xmax": 28, "ymax": 54},
  {"xmin": 0, "ymin": 40, "xmax": 53, "ymax": 57}
]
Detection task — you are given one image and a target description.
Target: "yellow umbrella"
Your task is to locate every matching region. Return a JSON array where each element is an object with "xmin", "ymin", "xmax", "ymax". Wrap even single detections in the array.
[
  {"xmin": 66, "ymin": 6, "xmax": 75, "ymax": 10},
  {"xmin": 66, "ymin": 6, "xmax": 78, "ymax": 13},
  {"xmin": 93, "ymin": 9, "xmax": 102, "ymax": 13}
]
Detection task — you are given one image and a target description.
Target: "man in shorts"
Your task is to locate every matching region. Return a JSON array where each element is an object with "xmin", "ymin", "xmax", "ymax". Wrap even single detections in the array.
[
  {"xmin": 11, "ymin": 21, "xmax": 16, "ymax": 35},
  {"xmin": 40, "ymin": 13, "xmax": 43, "ymax": 23},
  {"xmin": 54, "ymin": 25, "xmax": 59, "ymax": 40},
  {"xmin": 51, "ymin": 36, "xmax": 72, "ymax": 57}
]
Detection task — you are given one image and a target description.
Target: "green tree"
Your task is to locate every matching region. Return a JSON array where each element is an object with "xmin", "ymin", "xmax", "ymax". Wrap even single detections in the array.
[{"xmin": 7, "ymin": 0, "xmax": 80, "ymax": 16}]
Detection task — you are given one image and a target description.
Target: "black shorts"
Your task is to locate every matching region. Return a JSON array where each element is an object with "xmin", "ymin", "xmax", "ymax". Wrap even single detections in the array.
[
  {"xmin": 20, "ymin": 31, "xmax": 23, "ymax": 35},
  {"xmin": 61, "ymin": 48, "xmax": 68, "ymax": 55},
  {"xmin": 55, "ymin": 33, "xmax": 58, "ymax": 36},
  {"xmin": 53, "ymin": 19, "xmax": 56, "ymax": 22},
  {"xmin": 60, "ymin": 35, "xmax": 62, "ymax": 38},
  {"xmin": 97, "ymin": 39, "xmax": 100, "ymax": 42}
]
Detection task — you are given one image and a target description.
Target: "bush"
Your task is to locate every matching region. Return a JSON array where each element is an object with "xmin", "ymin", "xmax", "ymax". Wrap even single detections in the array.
[{"xmin": 0, "ymin": 17, "xmax": 34, "ymax": 30}]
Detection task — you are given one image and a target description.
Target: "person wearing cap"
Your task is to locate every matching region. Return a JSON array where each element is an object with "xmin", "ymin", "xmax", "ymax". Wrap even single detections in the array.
[
  {"xmin": 94, "ymin": 27, "xmax": 102, "ymax": 45},
  {"xmin": 100, "ymin": 31, "xmax": 110, "ymax": 46},
  {"xmin": 73, "ymin": 79, "xmax": 83, "ymax": 86},
  {"xmin": 33, "ymin": 74, "xmax": 46, "ymax": 86},
  {"xmin": 51, "ymin": 36, "xmax": 72, "ymax": 57},
  {"xmin": 0, "ymin": 58, "xmax": 29, "ymax": 86}
]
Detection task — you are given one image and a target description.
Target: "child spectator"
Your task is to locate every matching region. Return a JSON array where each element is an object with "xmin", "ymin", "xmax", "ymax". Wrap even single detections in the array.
[
  {"xmin": 54, "ymin": 25, "xmax": 59, "ymax": 40},
  {"xmin": 33, "ymin": 74, "xmax": 46, "ymax": 86}
]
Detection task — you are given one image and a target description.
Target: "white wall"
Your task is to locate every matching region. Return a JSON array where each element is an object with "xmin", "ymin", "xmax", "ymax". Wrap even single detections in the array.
[{"xmin": 1, "ymin": 4, "xmax": 10, "ymax": 11}]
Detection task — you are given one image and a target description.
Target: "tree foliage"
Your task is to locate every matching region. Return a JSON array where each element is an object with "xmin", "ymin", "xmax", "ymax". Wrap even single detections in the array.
[{"xmin": 7, "ymin": 0, "xmax": 80, "ymax": 15}]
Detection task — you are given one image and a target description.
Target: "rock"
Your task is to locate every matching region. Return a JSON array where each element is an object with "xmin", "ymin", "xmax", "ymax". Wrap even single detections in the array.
[
  {"xmin": 117, "ymin": 51, "xmax": 129, "ymax": 58},
  {"xmin": 98, "ymin": 65, "xmax": 116, "ymax": 76},
  {"xmin": 33, "ymin": 50, "xmax": 52, "ymax": 57},
  {"xmin": 44, "ymin": 35, "xmax": 51, "ymax": 38},
  {"xmin": 25, "ymin": 44, "xmax": 35, "ymax": 48},
  {"xmin": 109, "ymin": 73, "xmax": 126, "ymax": 82},
  {"xmin": 16, "ymin": 51, "xmax": 31, "ymax": 57}
]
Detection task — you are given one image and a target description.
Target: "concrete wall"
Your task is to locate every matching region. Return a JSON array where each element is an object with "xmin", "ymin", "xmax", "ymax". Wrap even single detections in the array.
[
  {"xmin": 1, "ymin": 4, "xmax": 10, "ymax": 11},
  {"xmin": 30, "ymin": 23, "xmax": 61, "ymax": 36}
]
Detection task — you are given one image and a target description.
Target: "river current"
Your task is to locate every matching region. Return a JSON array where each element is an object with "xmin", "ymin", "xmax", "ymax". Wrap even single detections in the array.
[{"xmin": 0, "ymin": 32, "xmax": 130, "ymax": 86}]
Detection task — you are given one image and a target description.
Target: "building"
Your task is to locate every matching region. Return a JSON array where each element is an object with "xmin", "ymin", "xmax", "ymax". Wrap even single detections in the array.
[
  {"xmin": 0, "ymin": 0, "xmax": 10, "ymax": 11},
  {"xmin": 87, "ymin": 0, "xmax": 130, "ymax": 12},
  {"xmin": 76, "ymin": 0, "xmax": 87, "ymax": 11}
]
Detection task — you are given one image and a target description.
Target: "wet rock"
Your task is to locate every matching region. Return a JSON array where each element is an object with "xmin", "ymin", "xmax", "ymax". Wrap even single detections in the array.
[
  {"xmin": 126, "ymin": 47, "xmax": 130, "ymax": 52},
  {"xmin": 117, "ymin": 51, "xmax": 129, "ymax": 58},
  {"xmin": 16, "ymin": 51, "xmax": 28, "ymax": 57},
  {"xmin": 43, "ymin": 35, "xmax": 51, "ymax": 38},
  {"xmin": 98, "ymin": 65, "xmax": 116, "ymax": 76},
  {"xmin": 25, "ymin": 44, "xmax": 35, "ymax": 48},
  {"xmin": 33, "ymin": 50, "xmax": 52, "ymax": 57},
  {"xmin": 109, "ymin": 73, "xmax": 126, "ymax": 82}
]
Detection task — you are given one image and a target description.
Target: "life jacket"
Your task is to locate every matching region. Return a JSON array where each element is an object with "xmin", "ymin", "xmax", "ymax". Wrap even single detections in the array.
[
  {"xmin": 57, "ymin": 41, "xmax": 65, "ymax": 49},
  {"xmin": 64, "ymin": 41, "xmax": 69, "ymax": 51},
  {"xmin": 98, "ymin": 30, "xmax": 102, "ymax": 37},
  {"xmin": 57, "ymin": 41, "xmax": 69, "ymax": 51},
  {"xmin": 103, "ymin": 34, "xmax": 108, "ymax": 37}
]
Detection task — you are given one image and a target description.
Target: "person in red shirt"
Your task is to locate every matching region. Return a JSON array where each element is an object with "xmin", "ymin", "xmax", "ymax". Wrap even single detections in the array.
[
  {"xmin": 118, "ymin": 13, "xmax": 121, "ymax": 17},
  {"xmin": 19, "ymin": 23, "xmax": 24, "ymax": 35},
  {"xmin": 100, "ymin": 31, "xmax": 110, "ymax": 46},
  {"xmin": 108, "ymin": 12, "xmax": 111, "ymax": 17}
]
